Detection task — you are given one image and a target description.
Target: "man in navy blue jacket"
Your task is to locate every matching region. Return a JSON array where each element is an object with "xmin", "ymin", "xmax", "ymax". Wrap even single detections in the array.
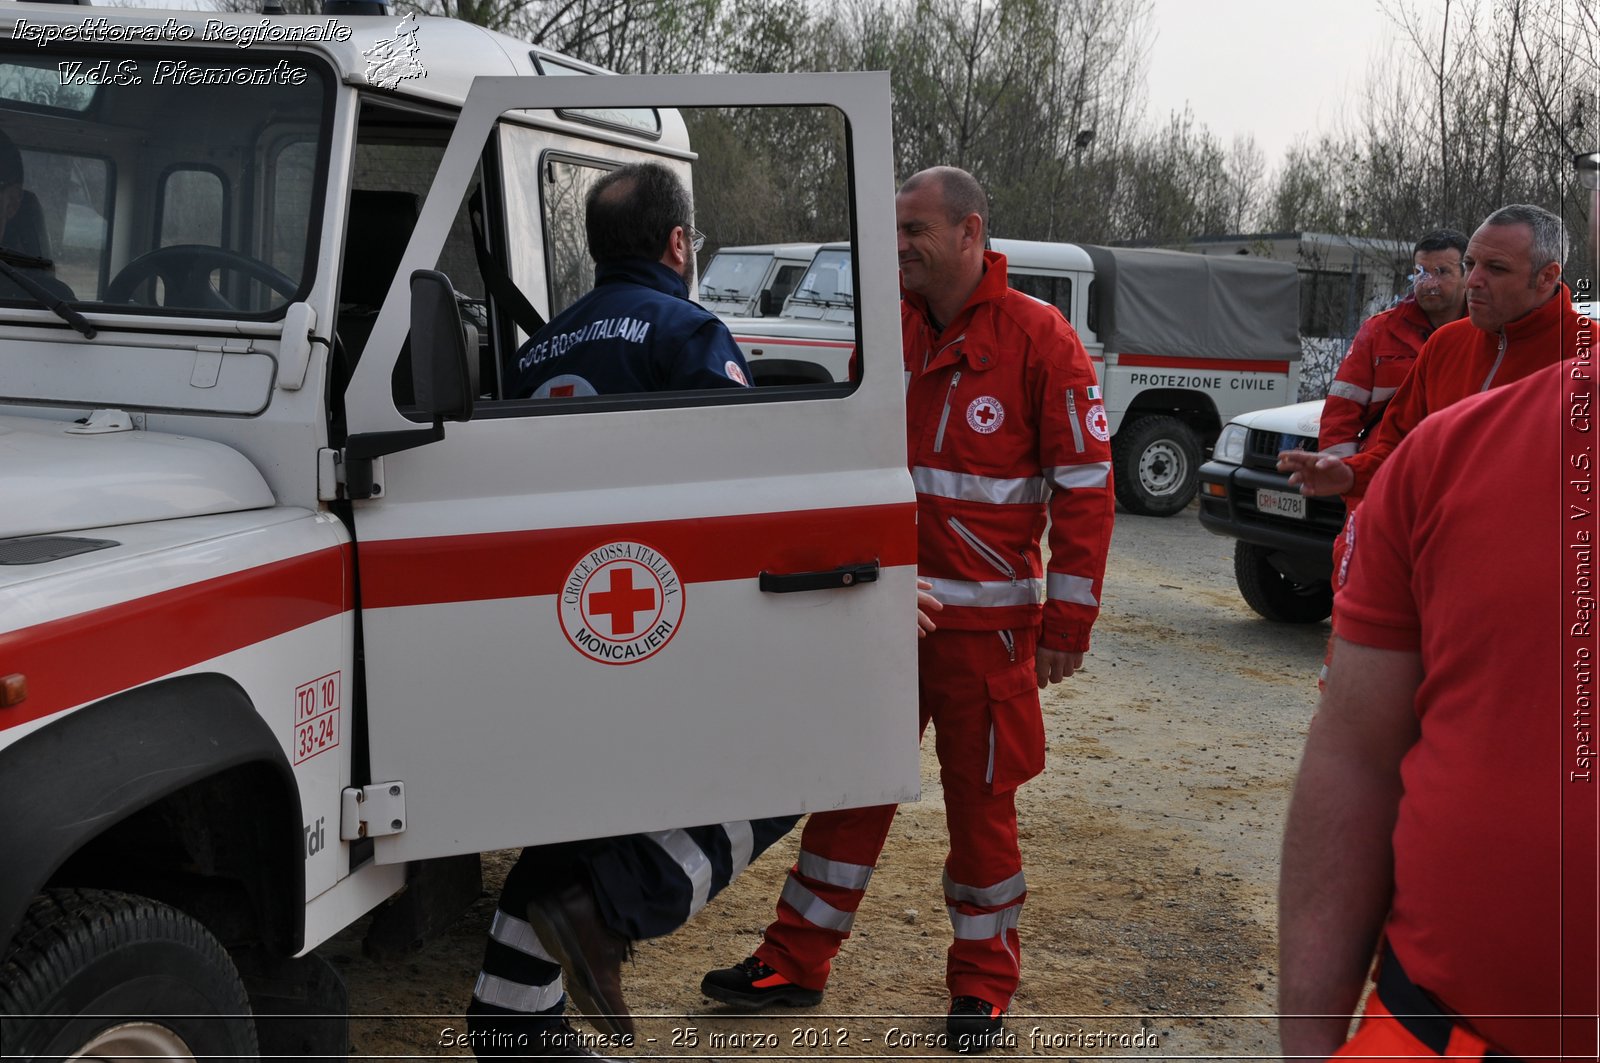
[
  {"xmin": 468, "ymin": 162, "xmax": 773, "ymax": 1061},
  {"xmin": 508, "ymin": 162, "xmax": 751, "ymax": 399}
]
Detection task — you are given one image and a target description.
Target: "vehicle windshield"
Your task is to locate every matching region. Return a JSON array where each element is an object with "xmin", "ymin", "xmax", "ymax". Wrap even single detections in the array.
[
  {"xmin": 698, "ymin": 252, "xmax": 769, "ymax": 303},
  {"xmin": 788, "ymin": 248, "xmax": 853, "ymax": 311},
  {"xmin": 0, "ymin": 46, "xmax": 329, "ymax": 319}
]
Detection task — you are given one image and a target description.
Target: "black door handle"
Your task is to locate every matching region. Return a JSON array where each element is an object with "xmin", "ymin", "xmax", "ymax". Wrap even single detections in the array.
[{"xmin": 759, "ymin": 561, "xmax": 880, "ymax": 594}]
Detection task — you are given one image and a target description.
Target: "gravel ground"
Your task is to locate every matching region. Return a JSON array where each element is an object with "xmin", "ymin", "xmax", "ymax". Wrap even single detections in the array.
[{"xmin": 326, "ymin": 502, "xmax": 1330, "ymax": 1060}]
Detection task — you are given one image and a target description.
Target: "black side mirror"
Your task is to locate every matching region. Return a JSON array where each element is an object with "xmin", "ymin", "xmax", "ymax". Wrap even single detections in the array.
[
  {"xmin": 758, "ymin": 289, "xmax": 774, "ymax": 317},
  {"xmin": 409, "ymin": 269, "xmax": 476, "ymax": 423}
]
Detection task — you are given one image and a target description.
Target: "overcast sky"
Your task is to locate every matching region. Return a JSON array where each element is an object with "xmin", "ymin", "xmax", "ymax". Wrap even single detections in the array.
[{"xmin": 1144, "ymin": 0, "xmax": 1401, "ymax": 170}]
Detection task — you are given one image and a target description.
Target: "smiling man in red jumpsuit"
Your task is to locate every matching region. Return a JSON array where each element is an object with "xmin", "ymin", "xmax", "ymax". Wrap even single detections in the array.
[{"xmin": 701, "ymin": 166, "xmax": 1114, "ymax": 1053}]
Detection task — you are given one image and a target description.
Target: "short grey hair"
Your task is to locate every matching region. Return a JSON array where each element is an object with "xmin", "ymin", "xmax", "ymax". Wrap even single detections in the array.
[
  {"xmin": 900, "ymin": 166, "xmax": 989, "ymax": 238},
  {"xmin": 1482, "ymin": 203, "xmax": 1567, "ymax": 277}
]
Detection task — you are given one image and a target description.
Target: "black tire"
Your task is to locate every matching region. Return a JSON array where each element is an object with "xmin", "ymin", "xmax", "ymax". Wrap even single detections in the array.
[
  {"xmin": 1234, "ymin": 541, "xmax": 1333, "ymax": 623},
  {"xmin": 1112, "ymin": 414, "xmax": 1202, "ymax": 517},
  {"xmin": 0, "ymin": 888, "xmax": 258, "ymax": 1063}
]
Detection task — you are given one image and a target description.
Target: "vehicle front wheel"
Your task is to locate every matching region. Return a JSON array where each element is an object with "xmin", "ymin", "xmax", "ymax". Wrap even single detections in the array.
[
  {"xmin": 1112, "ymin": 414, "xmax": 1202, "ymax": 517},
  {"xmin": 0, "ymin": 888, "xmax": 258, "ymax": 1062},
  {"xmin": 1234, "ymin": 541, "xmax": 1333, "ymax": 623}
]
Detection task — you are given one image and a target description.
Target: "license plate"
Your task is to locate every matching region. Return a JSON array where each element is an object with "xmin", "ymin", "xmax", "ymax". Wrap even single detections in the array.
[{"xmin": 1256, "ymin": 488, "xmax": 1306, "ymax": 519}]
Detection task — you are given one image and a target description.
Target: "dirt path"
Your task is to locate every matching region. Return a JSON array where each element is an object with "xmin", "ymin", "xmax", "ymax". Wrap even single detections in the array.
[{"xmin": 325, "ymin": 505, "xmax": 1328, "ymax": 1060}]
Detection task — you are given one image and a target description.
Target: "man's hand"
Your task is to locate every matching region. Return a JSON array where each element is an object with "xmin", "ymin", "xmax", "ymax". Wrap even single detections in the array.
[
  {"xmin": 916, "ymin": 578, "xmax": 943, "ymax": 638},
  {"xmin": 1035, "ymin": 648, "xmax": 1082, "ymax": 687},
  {"xmin": 1277, "ymin": 449, "xmax": 1356, "ymax": 497}
]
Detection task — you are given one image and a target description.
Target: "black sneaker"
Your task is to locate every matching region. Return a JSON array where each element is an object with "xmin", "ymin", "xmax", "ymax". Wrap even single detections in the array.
[
  {"xmin": 700, "ymin": 956, "xmax": 824, "ymax": 1009},
  {"xmin": 947, "ymin": 996, "xmax": 1005, "ymax": 1055}
]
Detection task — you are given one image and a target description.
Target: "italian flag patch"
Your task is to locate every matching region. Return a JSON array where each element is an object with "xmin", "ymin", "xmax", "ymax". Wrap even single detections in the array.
[{"xmin": 1086, "ymin": 385, "xmax": 1102, "ymax": 400}]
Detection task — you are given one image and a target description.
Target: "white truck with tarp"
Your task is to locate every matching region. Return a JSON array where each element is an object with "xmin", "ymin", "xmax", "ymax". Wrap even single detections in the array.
[
  {"xmin": 727, "ymin": 238, "xmax": 1302, "ymax": 515},
  {"xmin": 0, "ymin": 3, "xmax": 915, "ymax": 1057}
]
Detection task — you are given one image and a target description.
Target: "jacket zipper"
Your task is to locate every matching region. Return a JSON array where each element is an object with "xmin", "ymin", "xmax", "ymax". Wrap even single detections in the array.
[
  {"xmin": 1064, "ymin": 388, "xmax": 1086, "ymax": 452},
  {"xmin": 997, "ymin": 629, "xmax": 1016, "ymax": 661},
  {"xmin": 948, "ymin": 516, "xmax": 1017, "ymax": 583},
  {"xmin": 933, "ymin": 370, "xmax": 961, "ymax": 453},
  {"xmin": 1480, "ymin": 332, "xmax": 1507, "ymax": 391}
]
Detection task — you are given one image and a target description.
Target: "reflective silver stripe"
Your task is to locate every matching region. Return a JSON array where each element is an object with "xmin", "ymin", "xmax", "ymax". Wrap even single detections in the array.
[
  {"xmin": 913, "ymin": 466, "xmax": 1049, "ymax": 505},
  {"xmin": 943, "ymin": 869, "xmax": 1027, "ymax": 908},
  {"xmin": 647, "ymin": 828, "xmax": 713, "ymax": 918},
  {"xmin": 723, "ymin": 821, "xmax": 755, "ymax": 880},
  {"xmin": 947, "ymin": 903, "xmax": 1022, "ymax": 941},
  {"xmin": 473, "ymin": 971, "xmax": 565, "ymax": 1013},
  {"xmin": 1065, "ymin": 389, "xmax": 1086, "ymax": 452},
  {"xmin": 1327, "ymin": 380, "xmax": 1371, "ymax": 403},
  {"xmin": 1046, "ymin": 572, "xmax": 1099, "ymax": 607},
  {"xmin": 1044, "ymin": 462, "xmax": 1111, "ymax": 491},
  {"xmin": 489, "ymin": 910, "xmax": 557, "ymax": 961},
  {"xmin": 780, "ymin": 875, "xmax": 855, "ymax": 932},
  {"xmin": 923, "ymin": 577, "xmax": 1043, "ymax": 608},
  {"xmin": 1322, "ymin": 442, "xmax": 1358, "ymax": 458},
  {"xmin": 1370, "ymin": 385, "xmax": 1399, "ymax": 402},
  {"xmin": 798, "ymin": 850, "xmax": 874, "ymax": 890}
]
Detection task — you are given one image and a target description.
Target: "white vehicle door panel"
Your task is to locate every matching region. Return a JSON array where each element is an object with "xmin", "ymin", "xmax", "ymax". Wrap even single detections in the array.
[{"xmin": 342, "ymin": 73, "xmax": 917, "ymax": 864}]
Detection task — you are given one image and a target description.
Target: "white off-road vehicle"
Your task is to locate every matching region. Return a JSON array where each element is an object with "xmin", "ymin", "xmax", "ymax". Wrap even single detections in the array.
[
  {"xmin": 698, "ymin": 241, "xmax": 819, "ymax": 318},
  {"xmin": 0, "ymin": 4, "xmax": 915, "ymax": 1057},
  {"xmin": 1198, "ymin": 401, "xmax": 1340, "ymax": 622}
]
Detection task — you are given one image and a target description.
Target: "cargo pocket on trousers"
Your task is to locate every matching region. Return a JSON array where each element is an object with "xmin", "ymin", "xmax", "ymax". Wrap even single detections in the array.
[{"xmin": 985, "ymin": 663, "xmax": 1045, "ymax": 794}]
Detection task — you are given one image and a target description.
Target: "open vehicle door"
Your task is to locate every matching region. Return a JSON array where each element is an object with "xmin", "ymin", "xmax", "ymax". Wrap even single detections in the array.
[{"xmin": 340, "ymin": 73, "xmax": 917, "ymax": 864}]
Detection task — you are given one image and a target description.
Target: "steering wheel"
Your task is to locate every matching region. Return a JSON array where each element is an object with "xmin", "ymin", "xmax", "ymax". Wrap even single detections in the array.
[{"xmin": 103, "ymin": 244, "xmax": 299, "ymax": 309}]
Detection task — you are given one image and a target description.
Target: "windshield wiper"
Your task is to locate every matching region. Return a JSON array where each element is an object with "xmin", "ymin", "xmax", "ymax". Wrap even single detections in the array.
[{"xmin": 0, "ymin": 247, "xmax": 95, "ymax": 338}]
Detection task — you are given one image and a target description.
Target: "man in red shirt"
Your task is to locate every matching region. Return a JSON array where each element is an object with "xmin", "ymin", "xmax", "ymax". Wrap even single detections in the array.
[
  {"xmin": 700, "ymin": 167, "xmax": 1114, "ymax": 1052},
  {"xmin": 1279, "ymin": 351, "xmax": 1598, "ymax": 1059},
  {"xmin": 1279, "ymin": 202, "xmax": 1598, "ymax": 1060},
  {"xmin": 1316, "ymin": 230, "xmax": 1468, "ymax": 459}
]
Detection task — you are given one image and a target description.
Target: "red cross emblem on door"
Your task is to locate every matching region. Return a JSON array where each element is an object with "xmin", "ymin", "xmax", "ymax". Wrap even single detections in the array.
[{"xmin": 559, "ymin": 542, "xmax": 686, "ymax": 665}]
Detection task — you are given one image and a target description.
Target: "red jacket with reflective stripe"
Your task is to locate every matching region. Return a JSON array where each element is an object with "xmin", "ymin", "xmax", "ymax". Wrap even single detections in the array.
[
  {"xmin": 1344, "ymin": 284, "xmax": 1583, "ymax": 500},
  {"xmin": 903, "ymin": 251, "xmax": 1114, "ymax": 652},
  {"xmin": 1317, "ymin": 296, "xmax": 1435, "ymax": 456}
]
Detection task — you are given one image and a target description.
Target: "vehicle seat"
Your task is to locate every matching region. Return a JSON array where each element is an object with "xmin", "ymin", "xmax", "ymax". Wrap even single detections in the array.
[
  {"xmin": 4, "ymin": 191, "xmax": 51, "ymax": 261},
  {"xmin": 337, "ymin": 189, "xmax": 419, "ymax": 363},
  {"xmin": 0, "ymin": 191, "xmax": 77, "ymax": 303}
]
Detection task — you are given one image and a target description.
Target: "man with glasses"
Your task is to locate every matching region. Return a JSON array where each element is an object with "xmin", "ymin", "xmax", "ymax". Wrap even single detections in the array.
[
  {"xmin": 1317, "ymin": 230, "xmax": 1469, "ymax": 462},
  {"xmin": 471, "ymin": 160, "xmax": 770, "ymax": 1059},
  {"xmin": 507, "ymin": 161, "xmax": 750, "ymax": 399}
]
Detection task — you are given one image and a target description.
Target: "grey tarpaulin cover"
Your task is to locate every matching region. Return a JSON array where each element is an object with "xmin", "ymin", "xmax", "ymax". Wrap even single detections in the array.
[{"xmin": 1081, "ymin": 245, "xmax": 1301, "ymax": 362}]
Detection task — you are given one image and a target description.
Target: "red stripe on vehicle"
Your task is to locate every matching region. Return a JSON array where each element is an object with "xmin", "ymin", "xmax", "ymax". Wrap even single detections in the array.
[
  {"xmin": 360, "ymin": 503, "xmax": 917, "ymax": 610},
  {"xmin": 1117, "ymin": 354, "xmax": 1289, "ymax": 373},
  {"xmin": 0, "ymin": 547, "xmax": 350, "ymax": 734},
  {"xmin": 733, "ymin": 336, "xmax": 857, "ymax": 350}
]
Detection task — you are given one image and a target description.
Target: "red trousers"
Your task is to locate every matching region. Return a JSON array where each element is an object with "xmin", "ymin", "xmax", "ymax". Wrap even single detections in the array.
[
  {"xmin": 754, "ymin": 627, "xmax": 1044, "ymax": 1007},
  {"xmin": 1334, "ymin": 995, "xmax": 1495, "ymax": 1060}
]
